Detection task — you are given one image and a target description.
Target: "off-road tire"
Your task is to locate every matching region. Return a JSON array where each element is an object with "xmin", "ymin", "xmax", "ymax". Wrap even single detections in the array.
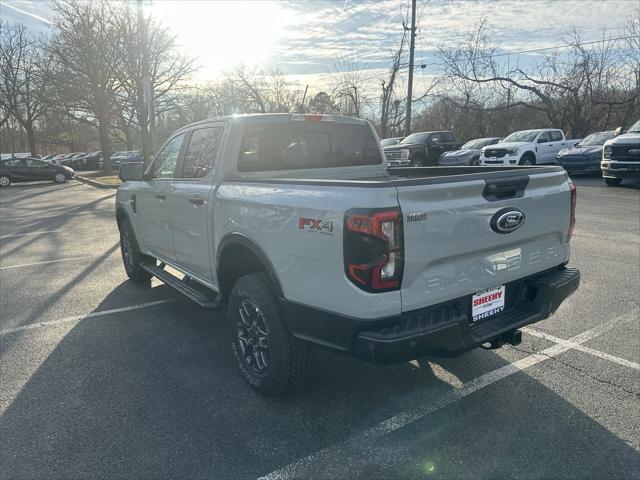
[
  {"xmin": 228, "ymin": 272, "xmax": 308, "ymax": 396},
  {"xmin": 119, "ymin": 218, "xmax": 152, "ymax": 283},
  {"xmin": 604, "ymin": 177, "xmax": 622, "ymax": 187}
]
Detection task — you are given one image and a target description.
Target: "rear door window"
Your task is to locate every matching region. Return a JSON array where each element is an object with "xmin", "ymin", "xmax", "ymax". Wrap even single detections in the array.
[
  {"xmin": 181, "ymin": 127, "xmax": 224, "ymax": 178},
  {"xmin": 550, "ymin": 131, "xmax": 563, "ymax": 142},
  {"xmin": 2, "ymin": 159, "xmax": 24, "ymax": 167},
  {"xmin": 238, "ymin": 121, "xmax": 382, "ymax": 171}
]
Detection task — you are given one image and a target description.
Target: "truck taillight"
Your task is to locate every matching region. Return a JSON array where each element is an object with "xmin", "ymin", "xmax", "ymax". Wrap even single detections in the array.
[
  {"xmin": 344, "ymin": 208, "xmax": 404, "ymax": 292},
  {"xmin": 568, "ymin": 179, "xmax": 576, "ymax": 241}
]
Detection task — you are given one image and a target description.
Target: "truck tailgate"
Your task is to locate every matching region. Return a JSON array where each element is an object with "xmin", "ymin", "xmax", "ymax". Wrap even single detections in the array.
[{"xmin": 395, "ymin": 169, "xmax": 572, "ymax": 312}]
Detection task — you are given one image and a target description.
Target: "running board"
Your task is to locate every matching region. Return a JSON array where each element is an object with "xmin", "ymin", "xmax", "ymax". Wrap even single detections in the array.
[{"xmin": 141, "ymin": 262, "xmax": 222, "ymax": 309}]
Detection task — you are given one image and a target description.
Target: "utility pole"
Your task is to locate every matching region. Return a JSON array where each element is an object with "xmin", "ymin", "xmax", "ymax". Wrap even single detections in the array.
[
  {"xmin": 137, "ymin": 0, "xmax": 154, "ymax": 165},
  {"xmin": 404, "ymin": 0, "xmax": 417, "ymax": 137}
]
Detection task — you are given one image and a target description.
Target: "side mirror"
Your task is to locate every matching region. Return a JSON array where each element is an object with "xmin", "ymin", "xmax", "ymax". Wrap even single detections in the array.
[
  {"xmin": 614, "ymin": 126, "xmax": 624, "ymax": 136},
  {"xmin": 119, "ymin": 162, "xmax": 145, "ymax": 182}
]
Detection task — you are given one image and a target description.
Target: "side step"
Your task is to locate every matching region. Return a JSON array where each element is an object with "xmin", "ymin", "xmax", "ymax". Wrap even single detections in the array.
[{"xmin": 141, "ymin": 262, "xmax": 222, "ymax": 309}]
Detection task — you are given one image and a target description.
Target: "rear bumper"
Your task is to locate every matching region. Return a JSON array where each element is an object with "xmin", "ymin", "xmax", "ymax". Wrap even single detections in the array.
[{"xmin": 281, "ymin": 266, "xmax": 580, "ymax": 364}]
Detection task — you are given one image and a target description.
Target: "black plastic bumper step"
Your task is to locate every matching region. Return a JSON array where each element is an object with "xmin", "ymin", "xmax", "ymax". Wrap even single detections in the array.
[{"xmin": 141, "ymin": 262, "xmax": 222, "ymax": 309}]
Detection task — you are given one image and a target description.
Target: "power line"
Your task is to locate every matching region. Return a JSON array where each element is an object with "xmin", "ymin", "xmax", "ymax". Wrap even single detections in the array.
[{"xmin": 412, "ymin": 34, "xmax": 639, "ymax": 67}]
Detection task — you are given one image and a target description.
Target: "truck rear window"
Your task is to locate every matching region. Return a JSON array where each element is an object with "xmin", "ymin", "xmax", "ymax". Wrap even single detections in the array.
[{"xmin": 238, "ymin": 121, "xmax": 382, "ymax": 171}]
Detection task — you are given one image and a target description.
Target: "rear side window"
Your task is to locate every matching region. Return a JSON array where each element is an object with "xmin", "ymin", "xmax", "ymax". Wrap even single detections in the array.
[
  {"xmin": 550, "ymin": 131, "xmax": 563, "ymax": 141},
  {"xmin": 443, "ymin": 132, "xmax": 455, "ymax": 142},
  {"xmin": 238, "ymin": 121, "xmax": 382, "ymax": 171},
  {"xmin": 2, "ymin": 159, "xmax": 23, "ymax": 167},
  {"xmin": 182, "ymin": 127, "xmax": 224, "ymax": 178}
]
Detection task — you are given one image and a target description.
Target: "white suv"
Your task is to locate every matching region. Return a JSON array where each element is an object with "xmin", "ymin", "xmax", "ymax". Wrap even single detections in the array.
[{"xmin": 480, "ymin": 129, "xmax": 569, "ymax": 166}]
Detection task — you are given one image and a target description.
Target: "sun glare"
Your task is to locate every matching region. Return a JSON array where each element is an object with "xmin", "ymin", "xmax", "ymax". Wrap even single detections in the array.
[{"xmin": 150, "ymin": 0, "xmax": 297, "ymax": 80}]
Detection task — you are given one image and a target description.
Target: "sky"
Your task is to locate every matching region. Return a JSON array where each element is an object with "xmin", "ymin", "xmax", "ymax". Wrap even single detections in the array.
[{"xmin": 0, "ymin": 0, "xmax": 638, "ymax": 92}]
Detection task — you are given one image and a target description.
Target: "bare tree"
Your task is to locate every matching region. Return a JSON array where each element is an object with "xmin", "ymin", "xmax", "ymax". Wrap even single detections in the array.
[
  {"xmin": 0, "ymin": 21, "xmax": 53, "ymax": 156},
  {"xmin": 438, "ymin": 18, "xmax": 639, "ymax": 137},
  {"xmin": 379, "ymin": 32, "xmax": 407, "ymax": 138},
  {"xmin": 115, "ymin": 5, "xmax": 198, "ymax": 162},
  {"xmin": 48, "ymin": 0, "xmax": 123, "ymax": 170},
  {"xmin": 331, "ymin": 56, "xmax": 370, "ymax": 117}
]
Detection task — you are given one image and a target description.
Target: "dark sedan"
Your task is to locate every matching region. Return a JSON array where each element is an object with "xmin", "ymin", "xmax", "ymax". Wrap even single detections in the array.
[
  {"xmin": 438, "ymin": 137, "xmax": 503, "ymax": 166},
  {"xmin": 0, "ymin": 157, "xmax": 74, "ymax": 187},
  {"xmin": 556, "ymin": 131, "xmax": 616, "ymax": 174}
]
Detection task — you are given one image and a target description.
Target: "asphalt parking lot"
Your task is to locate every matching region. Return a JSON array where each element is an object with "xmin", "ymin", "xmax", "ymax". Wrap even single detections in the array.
[{"xmin": 1, "ymin": 177, "xmax": 639, "ymax": 479}]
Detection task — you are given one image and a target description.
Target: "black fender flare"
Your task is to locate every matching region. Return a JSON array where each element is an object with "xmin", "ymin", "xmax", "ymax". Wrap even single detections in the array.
[{"xmin": 216, "ymin": 232, "xmax": 284, "ymax": 298}]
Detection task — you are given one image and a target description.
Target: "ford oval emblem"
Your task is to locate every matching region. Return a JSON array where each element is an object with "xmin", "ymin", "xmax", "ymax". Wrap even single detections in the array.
[{"xmin": 490, "ymin": 207, "xmax": 525, "ymax": 234}]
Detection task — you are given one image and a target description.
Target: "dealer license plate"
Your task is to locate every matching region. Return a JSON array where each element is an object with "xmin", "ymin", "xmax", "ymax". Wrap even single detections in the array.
[{"xmin": 472, "ymin": 285, "xmax": 505, "ymax": 322}]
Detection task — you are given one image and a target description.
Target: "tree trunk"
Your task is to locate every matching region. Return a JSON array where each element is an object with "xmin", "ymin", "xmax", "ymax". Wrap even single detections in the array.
[
  {"xmin": 97, "ymin": 112, "xmax": 112, "ymax": 171},
  {"xmin": 26, "ymin": 121, "xmax": 37, "ymax": 157}
]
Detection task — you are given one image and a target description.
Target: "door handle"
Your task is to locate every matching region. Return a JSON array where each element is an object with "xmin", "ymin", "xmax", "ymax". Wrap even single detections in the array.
[
  {"xmin": 155, "ymin": 194, "xmax": 166, "ymax": 200},
  {"xmin": 189, "ymin": 196, "xmax": 204, "ymax": 206}
]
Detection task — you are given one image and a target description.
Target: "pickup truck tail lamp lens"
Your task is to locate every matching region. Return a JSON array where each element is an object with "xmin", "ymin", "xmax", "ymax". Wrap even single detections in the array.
[
  {"xmin": 568, "ymin": 179, "xmax": 576, "ymax": 241},
  {"xmin": 344, "ymin": 208, "xmax": 404, "ymax": 292}
]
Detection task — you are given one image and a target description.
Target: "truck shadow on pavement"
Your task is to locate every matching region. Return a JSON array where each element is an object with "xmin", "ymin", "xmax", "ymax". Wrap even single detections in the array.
[{"xmin": 2, "ymin": 282, "xmax": 639, "ymax": 479}]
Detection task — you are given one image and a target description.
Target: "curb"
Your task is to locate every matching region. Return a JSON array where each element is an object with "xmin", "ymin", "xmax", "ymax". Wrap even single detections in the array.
[{"xmin": 75, "ymin": 175, "xmax": 120, "ymax": 190}]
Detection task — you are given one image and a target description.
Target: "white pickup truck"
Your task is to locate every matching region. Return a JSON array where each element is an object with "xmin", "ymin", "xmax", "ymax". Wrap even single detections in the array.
[
  {"xmin": 116, "ymin": 114, "xmax": 580, "ymax": 395},
  {"xmin": 480, "ymin": 128, "xmax": 579, "ymax": 166}
]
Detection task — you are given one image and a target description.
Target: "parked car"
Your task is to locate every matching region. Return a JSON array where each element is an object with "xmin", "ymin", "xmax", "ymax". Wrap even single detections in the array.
[
  {"xmin": 51, "ymin": 153, "xmax": 68, "ymax": 164},
  {"xmin": 556, "ymin": 131, "xmax": 616, "ymax": 174},
  {"xmin": 67, "ymin": 152, "xmax": 88, "ymax": 169},
  {"xmin": 111, "ymin": 151, "xmax": 142, "ymax": 169},
  {"xmin": 83, "ymin": 151, "xmax": 104, "ymax": 170},
  {"xmin": 383, "ymin": 130, "xmax": 462, "ymax": 166},
  {"xmin": 60, "ymin": 153, "xmax": 80, "ymax": 166},
  {"xmin": 480, "ymin": 129, "xmax": 577, "ymax": 166},
  {"xmin": 601, "ymin": 119, "xmax": 640, "ymax": 186},
  {"xmin": 0, "ymin": 157, "xmax": 74, "ymax": 187},
  {"xmin": 40, "ymin": 154, "xmax": 54, "ymax": 162},
  {"xmin": 438, "ymin": 137, "xmax": 503, "ymax": 166},
  {"xmin": 116, "ymin": 113, "xmax": 579, "ymax": 395},
  {"xmin": 380, "ymin": 137, "xmax": 403, "ymax": 148}
]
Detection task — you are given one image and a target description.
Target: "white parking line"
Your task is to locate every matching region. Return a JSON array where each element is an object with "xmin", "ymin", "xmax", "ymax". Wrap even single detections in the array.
[
  {"xmin": 257, "ymin": 308, "xmax": 638, "ymax": 480},
  {"xmin": 0, "ymin": 209, "xmax": 113, "ymax": 221},
  {"xmin": 0, "ymin": 299, "xmax": 176, "ymax": 336},
  {"xmin": 522, "ymin": 326, "xmax": 640, "ymax": 371},
  {"xmin": 0, "ymin": 229, "xmax": 66, "ymax": 239},
  {"xmin": 0, "ymin": 255, "xmax": 99, "ymax": 270}
]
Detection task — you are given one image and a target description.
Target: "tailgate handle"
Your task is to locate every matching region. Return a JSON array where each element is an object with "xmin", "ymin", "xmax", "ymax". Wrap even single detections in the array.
[{"xmin": 483, "ymin": 176, "xmax": 529, "ymax": 202}]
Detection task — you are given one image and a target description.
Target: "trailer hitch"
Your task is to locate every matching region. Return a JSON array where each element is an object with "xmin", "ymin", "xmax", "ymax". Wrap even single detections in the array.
[{"xmin": 481, "ymin": 329, "xmax": 522, "ymax": 350}]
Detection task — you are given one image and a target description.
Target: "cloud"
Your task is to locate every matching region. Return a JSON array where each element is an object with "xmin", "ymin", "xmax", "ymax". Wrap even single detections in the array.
[{"xmin": 2, "ymin": 0, "xmax": 637, "ymax": 88}]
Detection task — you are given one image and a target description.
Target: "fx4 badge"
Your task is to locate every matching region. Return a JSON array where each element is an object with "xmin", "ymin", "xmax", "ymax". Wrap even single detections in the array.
[{"xmin": 298, "ymin": 217, "xmax": 334, "ymax": 235}]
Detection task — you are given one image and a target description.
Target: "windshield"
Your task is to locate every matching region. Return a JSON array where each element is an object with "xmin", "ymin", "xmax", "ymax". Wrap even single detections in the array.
[
  {"xmin": 400, "ymin": 133, "xmax": 428, "ymax": 144},
  {"xmin": 461, "ymin": 138, "xmax": 498, "ymax": 150},
  {"xmin": 238, "ymin": 120, "xmax": 382, "ymax": 171},
  {"xmin": 503, "ymin": 130, "xmax": 540, "ymax": 143},
  {"xmin": 628, "ymin": 119, "xmax": 640, "ymax": 133},
  {"xmin": 578, "ymin": 132, "xmax": 615, "ymax": 146}
]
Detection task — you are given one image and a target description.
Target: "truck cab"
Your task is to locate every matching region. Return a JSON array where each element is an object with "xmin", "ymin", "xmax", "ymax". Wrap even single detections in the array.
[{"xmin": 383, "ymin": 130, "xmax": 462, "ymax": 167}]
